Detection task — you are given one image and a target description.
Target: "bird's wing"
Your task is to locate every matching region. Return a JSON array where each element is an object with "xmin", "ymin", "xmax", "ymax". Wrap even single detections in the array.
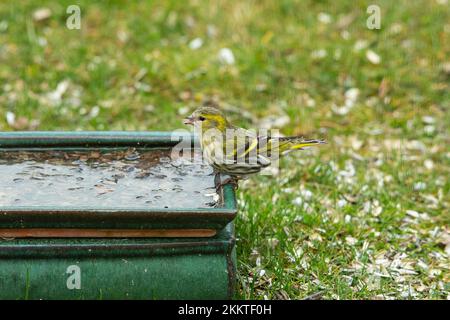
[
  {"xmin": 223, "ymin": 127, "xmax": 259, "ymax": 161},
  {"xmin": 257, "ymin": 136, "xmax": 326, "ymax": 157},
  {"xmin": 223, "ymin": 128, "xmax": 283, "ymax": 160},
  {"xmin": 223, "ymin": 128, "xmax": 325, "ymax": 162}
]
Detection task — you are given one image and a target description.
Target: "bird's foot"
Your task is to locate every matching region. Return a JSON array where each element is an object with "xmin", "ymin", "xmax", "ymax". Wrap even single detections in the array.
[{"xmin": 214, "ymin": 173, "xmax": 239, "ymax": 191}]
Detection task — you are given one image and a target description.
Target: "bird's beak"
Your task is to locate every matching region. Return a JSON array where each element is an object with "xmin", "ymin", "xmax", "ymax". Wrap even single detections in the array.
[{"xmin": 183, "ymin": 116, "xmax": 194, "ymax": 125}]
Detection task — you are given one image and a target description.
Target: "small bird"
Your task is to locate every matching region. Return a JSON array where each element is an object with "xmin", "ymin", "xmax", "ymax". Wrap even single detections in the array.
[{"xmin": 183, "ymin": 106, "xmax": 325, "ymax": 187}]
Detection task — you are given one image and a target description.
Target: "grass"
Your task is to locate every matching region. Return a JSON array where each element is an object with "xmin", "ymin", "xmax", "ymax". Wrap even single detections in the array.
[{"xmin": 0, "ymin": 0, "xmax": 448, "ymax": 299}]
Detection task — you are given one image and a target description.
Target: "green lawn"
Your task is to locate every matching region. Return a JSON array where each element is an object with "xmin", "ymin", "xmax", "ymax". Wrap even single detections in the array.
[{"xmin": 0, "ymin": 0, "xmax": 448, "ymax": 299}]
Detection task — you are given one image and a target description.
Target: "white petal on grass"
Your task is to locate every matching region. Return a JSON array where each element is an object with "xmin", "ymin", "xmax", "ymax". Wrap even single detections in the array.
[
  {"xmin": 406, "ymin": 210, "xmax": 420, "ymax": 218},
  {"xmin": 310, "ymin": 233, "xmax": 323, "ymax": 242},
  {"xmin": 79, "ymin": 107, "xmax": 87, "ymax": 116},
  {"xmin": 6, "ymin": 111, "xmax": 15, "ymax": 126},
  {"xmin": 67, "ymin": 88, "xmax": 82, "ymax": 108},
  {"xmin": 339, "ymin": 160, "xmax": 356, "ymax": 177},
  {"xmin": 292, "ymin": 197, "xmax": 303, "ymax": 206},
  {"xmin": 207, "ymin": 24, "xmax": 217, "ymax": 38},
  {"xmin": 373, "ymin": 205, "xmax": 382, "ymax": 217},
  {"xmin": 429, "ymin": 269, "xmax": 442, "ymax": 277},
  {"xmin": 294, "ymin": 247, "xmax": 304, "ymax": 259},
  {"xmin": 385, "ymin": 175, "xmax": 393, "ymax": 184},
  {"xmin": 345, "ymin": 88, "xmax": 359, "ymax": 109},
  {"xmin": 89, "ymin": 106, "xmax": 100, "ymax": 118},
  {"xmin": 423, "ymin": 194, "xmax": 439, "ymax": 206},
  {"xmin": 134, "ymin": 68, "xmax": 148, "ymax": 81},
  {"xmin": 424, "ymin": 159, "xmax": 434, "ymax": 170},
  {"xmin": 341, "ymin": 30, "xmax": 350, "ymax": 40},
  {"xmin": 345, "ymin": 88, "xmax": 360, "ymax": 103},
  {"xmin": 337, "ymin": 199, "xmax": 347, "ymax": 208},
  {"xmin": 345, "ymin": 236, "xmax": 357, "ymax": 245},
  {"xmin": 33, "ymin": 8, "xmax": 52, "ymax": 22},
  {"xmin": 317, "ymin": 12, "xmax": 332, "ymax": 24},
  {"xmin": 424, "ymin": 125, "xmax": 435, "ymax": 135},
  {"xmin": 305, "ymin": 97, "xmax": 316, "ymax": 108},
  {"xmin": 188, "ymin": 37, "xmax": 203, "ymax": 50},
  {"xmin": 117, "ymin": 30, "xmax": 129, "ymax": 43},
  {"xmin": 144, "ymin": 104, "xmax": 155, "ymax": 112},
  {"xmin": 349, "ymin": 136, "xmax": 363, "ymax": 150},
  {"xmin": 299, "ymin": 189, "xmax": 313, "ymax": 200},
  {"xmin": 353, "ymin": 40, "xmax": 368, "ymax": 51},
  {"xmin": 134, "ymin": 82, "xmax": 152, "ymax": 93},
  {"xmin": 47, "ymin": 80, "xmax": 70, "ymax": 105},
  {"xmin": 416, "ymin": 260, "xmax": 429, "ymax": 271},
  {"xmin": 406, "ymin": 140, "xmax": 427, "ymax": 152},
  {"xmin": 0, "ymin": 20, "xmax": 8, "ymax": 32},
  {"xmin": 311, "ymin": 49, "xmax": 327, "ymax": 59},
  {"xmin": 414, "ymin": 182, "xmax": 426, "ymax": 191},
  {"xmin": 259, "ymin": 114, "xmax": 290, "ymax": 129},
  {"xmin": 334, "ymin": 48, "xmax": 342, "ymax": 60},
  {"xmin": 366, "ymin": 50, "xmax": 381, "ymax": 64},
  {"xmin": 217, "ymin": 48, "xmax": 235, "ymax": 65},
  {"xmin": 255, "ymin": 83, "xmax": 267, "ymax": 92},
  {"xmin": 331, "ymin": 104, "xmax": 351, "ymax": 116},
  {"xmin": 441, "ymin": 62, "xmax": 450, "ymax": 74},
  {"xmin": 184, "ymin": 16, "xmax": 196, "ymax": 28},
  {"xmin": 389, "ymin": 23, "xmax": 403, "ymax": 34},
  {"xmin": 255, "ymin": 256, "xmax": 261, "ymax": 267},
  {"xmin": 422, "ymin": 116, "xmax": 435, "ymax": 124},
  {"xmin": 363, "ymin": 200, "xmax": 383, "ymax": 216},
  {"xmin": 178, "ymin": 106, "xmax": 190, "ymax": 115},
  {"xmin": 37, "ymin": 37, "xmax": 47, "ymax": 47},
  {"xmin": 261, "ymin": 165, "xmax": 279, "ymax": 176},
  {"xmin": 267, "ymin": 238, "xmax": 280, "ymax": 249},
  {"xmin": 332, "ymin": 88, "xmax": 359, "ymax": 116}
]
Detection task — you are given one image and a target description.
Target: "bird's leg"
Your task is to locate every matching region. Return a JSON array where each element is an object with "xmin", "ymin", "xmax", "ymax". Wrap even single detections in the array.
[
  {"xmin": 215, "ymin": 173, "xmax": 239, "ymax": 191},
  {"xmin": 214, "ymin": 171, "xmax": 221, "ymax": 185}
]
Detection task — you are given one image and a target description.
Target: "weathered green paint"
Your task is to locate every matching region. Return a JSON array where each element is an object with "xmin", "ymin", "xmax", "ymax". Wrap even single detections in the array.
[
  {"xmin": 0, "ymin": 131, "xmax": 237, "ymax": 231},
  {"xmin": 0, "ymin": 132, "xmax": 237, "ymax": 299},
  {"xmin": 0, "ymin": 131, "xmax": 192, "ymax": 148},
  {"xmin": 0, "ymin": 223, "xmax": 236, "ymax": 299},
  {"xmin": 0, "ymin": 207, "xmax": 235, "ymax": 230}
]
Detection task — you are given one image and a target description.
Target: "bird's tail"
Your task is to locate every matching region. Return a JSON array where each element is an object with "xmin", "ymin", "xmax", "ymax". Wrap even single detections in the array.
[{"xmin": 278, "ymin": 137, "xmax": 326, "ymax": 153}]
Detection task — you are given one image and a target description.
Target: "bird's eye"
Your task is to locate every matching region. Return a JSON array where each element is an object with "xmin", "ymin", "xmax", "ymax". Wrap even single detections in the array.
[{"xmin": 198, "ymin": 116, "xmax": 206, "ymax": 121}]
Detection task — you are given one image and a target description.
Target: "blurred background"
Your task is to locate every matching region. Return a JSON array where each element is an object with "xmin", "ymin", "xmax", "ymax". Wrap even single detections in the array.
[{"xmin": 0, "ymin": 0, "xmax": 448, "ymax": 299}]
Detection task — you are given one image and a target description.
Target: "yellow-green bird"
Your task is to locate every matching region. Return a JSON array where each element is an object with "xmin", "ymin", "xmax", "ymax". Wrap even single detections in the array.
[{"xmin": 183, "ymin": 106, "xmax": 325, "ymax": 186}]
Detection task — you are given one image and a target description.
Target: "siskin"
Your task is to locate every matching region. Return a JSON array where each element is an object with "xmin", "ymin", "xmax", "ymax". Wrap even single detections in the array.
[{"xmin": 184, "ymin": 106, "xmax": 325, "ymax": 187}]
